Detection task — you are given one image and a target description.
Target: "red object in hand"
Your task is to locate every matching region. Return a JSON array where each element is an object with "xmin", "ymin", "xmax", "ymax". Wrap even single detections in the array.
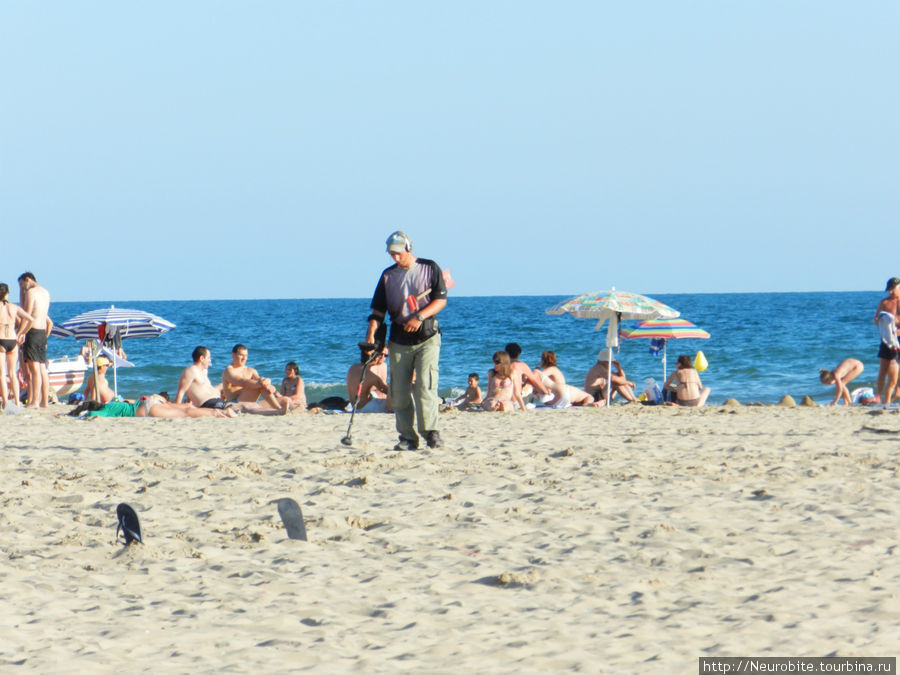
[{"xmin": 407, "ymin": 269, "xmax": 455, "ymax": 313}]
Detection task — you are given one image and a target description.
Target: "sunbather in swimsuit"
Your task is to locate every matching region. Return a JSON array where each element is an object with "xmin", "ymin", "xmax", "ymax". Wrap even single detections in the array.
[
  {"xmin": 664, "ymin": 356, "xmax": 711, "ymax": 407},
  {"xmin": 87, "ymin": 400, "xmax": 142, "ymax": 417},
  {"xmin": 0, "ymin": 293, "xmax": 30, "ymax": 352},
  {"xmin": 541, "ymin": 375, "xmax": 572, "ymax": 408},
  {"xmin": 483, "ymin": 373, "xmax": 515, "ymax": 411}
]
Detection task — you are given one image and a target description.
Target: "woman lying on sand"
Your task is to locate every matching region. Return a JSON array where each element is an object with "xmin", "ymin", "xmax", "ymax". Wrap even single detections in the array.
[
  {"xmin": 69, "ymin": 395, "xmax": 236, "ymax": 418},
  {"xmin": 532, "ymin": 351, "xmax": 599, "ymax": 408}
]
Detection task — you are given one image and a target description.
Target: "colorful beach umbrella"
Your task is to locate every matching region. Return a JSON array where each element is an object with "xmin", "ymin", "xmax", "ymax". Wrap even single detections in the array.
[
  {"xmin": 547, "ymin": 288, "xmax": 679, "ymax": 406},
  {"xmin": 620, "ymin": 318, "xmax": 710, "ymax": 383},
  {"xmin": 51, "ymin": 306, "xmax": 175, "ymax": 399}
]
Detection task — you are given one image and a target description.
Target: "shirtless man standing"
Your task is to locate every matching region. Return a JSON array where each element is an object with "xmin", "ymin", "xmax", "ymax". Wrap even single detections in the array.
[
  {"xmin": 17, "ymin": 272, "xmax": 51, "ymax": 408},
  {"xmin": 346, "ymin": 346, "xmax": 391, "ymax": 412},
  {"xmin": 222, "ymin": 344, "xmax": 287, "ymax": 411},
  {"xmin": 874, "ymin": 277, "xmax": 900, "ymax": 404}
]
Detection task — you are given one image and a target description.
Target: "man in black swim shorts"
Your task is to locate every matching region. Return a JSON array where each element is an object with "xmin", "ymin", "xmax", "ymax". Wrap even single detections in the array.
[
  {"xmin": 874, "ymin": 277, "xmax": 900, "ymax": 404},
  {"xmin": 18, "ymin": 272, "xmax": 51, "ymax": 408},
  {"xmin": 22, "ymin": 328, "xmax": 47, "ymax": 363},
  {"xmin": 176, "ymin": 346, "xmax": 225, "ymax": 407},
  {"xmin": 201, "ymin": 398, "xmax": 227, "ymax": 409}
]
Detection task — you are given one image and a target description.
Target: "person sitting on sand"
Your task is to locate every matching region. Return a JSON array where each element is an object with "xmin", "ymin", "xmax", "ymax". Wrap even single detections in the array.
[
  {"xmin": 532, "ymin": 350, "xmax": 598, "ymax": 408},
  {"xmin": 222, "ymin": 344, "xmax": 288, "ymax": 411},
  {"xmin": 589, "ymin": 353, "xmax": 639, "ymax": 403},
  {"xmin": 504, "ymin": 342, "xmax": 550, "ymax": 398},
  {"xmin": 69, "ymin": 394, "xmax": 236, "ymax": 418},
  {"xmin": 664, "ymin": 354, "xmax": 711, "ymax": 407},
  {"xmin": 583, "ymin": 353, "xmax": 609, "ymax": 401},
  {"xmin": 83, "ymin": 356, "xmax": 115, "ymax": 403},
  {"xmin": 505, "ymin": 342, "xmax": 550, "ymax": 399},
  {"xmin": 450, "ymin": 373, "xmax": 483, "ymax": 409},
  {"xmin": 819, "ymin": 358, "xmax": 864, "ymax": 407},
  {"xmin": 280, "ymin": 361, "xmax": 307, "ymax": 411},
  {"xmin": 346, "ymin": 345, "xmax": 391, "ymax": 412},
  {"xmin": 176, "ymin": 346, "xmax": 286, "ymax": 415},
  {"xmin": 482, "ymin": 351, "xmax": 527, "ymax": 412}
]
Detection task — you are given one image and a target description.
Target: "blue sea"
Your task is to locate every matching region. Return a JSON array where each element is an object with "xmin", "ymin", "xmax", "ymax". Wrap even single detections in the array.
[{"xmin": 46, "ymin": 292, "xmax": 882, "ymax": 405}]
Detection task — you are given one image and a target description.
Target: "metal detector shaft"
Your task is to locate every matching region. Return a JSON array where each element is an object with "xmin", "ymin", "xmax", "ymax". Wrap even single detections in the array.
[{"xmin": 341, "ymin": 343, "xmax": 384, "ymax": 445}]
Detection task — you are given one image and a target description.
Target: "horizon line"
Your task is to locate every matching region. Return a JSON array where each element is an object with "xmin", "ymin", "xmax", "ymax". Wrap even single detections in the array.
[{"xmin": 46, "ymin": 289, "xmax": 883, "ymax": 304}]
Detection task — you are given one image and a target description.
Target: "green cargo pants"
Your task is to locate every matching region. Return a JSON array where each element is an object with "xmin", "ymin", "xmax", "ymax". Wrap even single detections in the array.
[{"xmin": 388, "ymin": 333, "xmax": 441, "ymax": 441}]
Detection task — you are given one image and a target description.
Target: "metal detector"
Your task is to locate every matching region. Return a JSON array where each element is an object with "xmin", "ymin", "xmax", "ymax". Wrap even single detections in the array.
[{"xmin": 340, "ymin": 338, "xmax": 385, "ymax": 446}]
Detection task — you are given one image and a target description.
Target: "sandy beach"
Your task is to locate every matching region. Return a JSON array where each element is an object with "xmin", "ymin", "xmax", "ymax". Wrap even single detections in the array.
[{"xmin": 1, "ymin": 404, "xmax": 897, "ymax": 672}]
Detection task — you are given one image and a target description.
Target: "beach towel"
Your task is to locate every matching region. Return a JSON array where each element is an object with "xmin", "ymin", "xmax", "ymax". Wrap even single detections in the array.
[{"xmin": 877, "ymin": 311, "xmax": 900, "ymax": 351}]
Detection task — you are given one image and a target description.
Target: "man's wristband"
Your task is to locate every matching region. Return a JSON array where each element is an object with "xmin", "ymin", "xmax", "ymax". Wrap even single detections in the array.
[{"xmin": 416, "ymin": 313, "xmax": 426, "ymax": 322}]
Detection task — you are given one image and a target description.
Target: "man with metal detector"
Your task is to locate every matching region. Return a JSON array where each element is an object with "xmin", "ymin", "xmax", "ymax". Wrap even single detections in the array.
[{"xmin": 364, "ymin": 231, "xmax": 447, "ymax": 451}]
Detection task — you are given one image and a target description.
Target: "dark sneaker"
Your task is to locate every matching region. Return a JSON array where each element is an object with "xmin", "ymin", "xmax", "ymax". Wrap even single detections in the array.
[
  {"xmin": 425, "ymin": 430, "xmax": 443, "ymax": 449},
  {"xmin": 393, "ymin": 437, "xmax": 419, "ymax": 451}
]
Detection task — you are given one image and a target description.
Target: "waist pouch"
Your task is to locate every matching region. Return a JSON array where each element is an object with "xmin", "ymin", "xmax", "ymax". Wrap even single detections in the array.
[
  {"xmin": 390, "ymin": 317, "xmax": 441, "ymax": 346},
  {"xmin": 419, "ymin": 317, "xmax": 439, "ymax": 340}
]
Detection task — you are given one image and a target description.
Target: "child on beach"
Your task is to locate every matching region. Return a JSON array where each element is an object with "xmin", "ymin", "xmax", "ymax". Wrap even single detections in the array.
[
  {"xmin": 819, "ymin": 358, "xmax": 864, "ymax": 406},
  {"xmin": 451, "ymin": 373, "xmax": 483, "ymax": 409},
  {"xmin": 280, "ymin": 361, "xmax": 307, "ymax": 411},
  {"xmin": 482, "ymin": 351, "xmax": 527, "ymax": 412}
]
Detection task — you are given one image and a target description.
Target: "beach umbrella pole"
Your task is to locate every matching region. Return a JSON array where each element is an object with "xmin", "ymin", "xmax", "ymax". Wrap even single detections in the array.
[
  {"xmin": 607, "ymin": 346, "xmax": 613, "ymax": 407},
  {"xmin": 662, "ymin": 346, "xmax": 667, "ymax": 386},
  {"xmin": 90, "ymin": 341, "xmax": 99, "ymax": 402},
  {"xmin": 607, "ymin": 314, "xmax": 615, "ymax": 407}
]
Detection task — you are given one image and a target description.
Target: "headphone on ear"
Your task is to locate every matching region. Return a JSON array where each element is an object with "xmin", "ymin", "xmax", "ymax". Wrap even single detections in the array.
[{"xmin": 386, "ymin": 230, "xmax": 412, "ymax": 252}]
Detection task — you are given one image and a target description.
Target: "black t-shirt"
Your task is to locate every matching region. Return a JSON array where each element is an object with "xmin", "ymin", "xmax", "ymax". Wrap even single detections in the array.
[{"xmin": 371, "ymin": 257, "xmax": 448, "ymax": 346}]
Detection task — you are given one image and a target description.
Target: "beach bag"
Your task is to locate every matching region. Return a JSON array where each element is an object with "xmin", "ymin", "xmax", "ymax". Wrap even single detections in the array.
[
  {"xmin": 694, "ymin": 350, "xmax": 708, "ymax": 372},
  {"xmin": 851, "ymin": 387, "xmax": 876, "ymax": 405},
  {"xmin": 643, "ymin": 378, "xmax": 663, "ymax": 404}
]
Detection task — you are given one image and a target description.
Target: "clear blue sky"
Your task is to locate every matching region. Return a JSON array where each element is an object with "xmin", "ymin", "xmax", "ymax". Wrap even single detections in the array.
[{"xmin": 2, "ymin": 2, "xmax": 898, "ymax": 302}]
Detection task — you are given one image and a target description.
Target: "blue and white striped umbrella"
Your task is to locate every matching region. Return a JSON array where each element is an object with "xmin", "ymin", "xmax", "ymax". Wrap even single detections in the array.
[
  {"xmin": 51, "ymin": 306, "xmax": 175, "ymax": 398},
  {"xmin": 51, "ymin": 306, "xmax": 176, "ymax": 341}
]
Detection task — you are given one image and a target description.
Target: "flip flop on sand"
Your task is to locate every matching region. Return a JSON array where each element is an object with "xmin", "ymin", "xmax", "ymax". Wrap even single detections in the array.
[
  {"xmin": 116, "ymin": 503, "xmax": 142, "ymax": 545},
  {"xmin": 276, "ymin": 498, "xmax": 307, "ymax": 541}
]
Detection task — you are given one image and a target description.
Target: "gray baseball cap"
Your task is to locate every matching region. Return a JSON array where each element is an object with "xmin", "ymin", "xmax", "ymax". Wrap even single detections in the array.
[{"xmin": 386, "ymin": 231, "xmax": 412, "ymax": 253}]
